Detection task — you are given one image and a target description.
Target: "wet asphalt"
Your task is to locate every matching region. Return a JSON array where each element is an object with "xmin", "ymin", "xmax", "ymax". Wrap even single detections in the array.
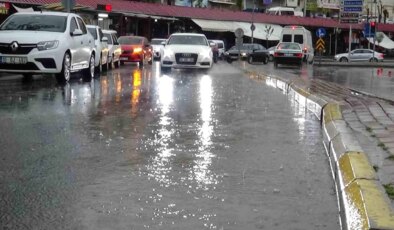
[{"xmin": 0, "ymin": 62, "xmax": 339, "ymax": 229}]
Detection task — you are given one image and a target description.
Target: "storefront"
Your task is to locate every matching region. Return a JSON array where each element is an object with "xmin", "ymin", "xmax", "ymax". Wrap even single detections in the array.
[{"xmin": 0, "ymin": 2, "xmax": 11, "ymax": 24}]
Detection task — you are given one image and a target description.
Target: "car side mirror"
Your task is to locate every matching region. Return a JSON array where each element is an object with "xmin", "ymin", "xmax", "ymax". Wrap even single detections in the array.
[
  {"xmin": 102, "ymin": 37, "xmax": 108, "ymax": 43},
  {"xmin": 71, "ymin": 29, "xmax": 83, "ymax": 36}
]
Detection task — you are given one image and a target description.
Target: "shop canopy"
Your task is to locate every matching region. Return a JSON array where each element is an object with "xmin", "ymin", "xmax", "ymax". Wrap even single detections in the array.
[
  {"xmin": 191, "ymin": 18, "xmax": 282, "ymax": 41},
  {"xmin": 367, "ymin": 32, "xmax": 394, "ymax": 50}
]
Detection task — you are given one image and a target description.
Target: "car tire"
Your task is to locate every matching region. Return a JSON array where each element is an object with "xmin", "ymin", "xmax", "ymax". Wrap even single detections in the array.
[
  {"xmin": 108, "ymin": 55, "xmax": 114, "ymax": 69},
  {"xmin": 269, "ymin": 55, "xmax": 274, "ymax": 62},
  {"xmin": 115, "ymin": 58, "xmax": 120, "ymax": 68},
  {"xmin": 83, "ymin": 54, "xmax": 95, "ymax": 82},
  {"xmin": 56, "ymin": 52, "xmax": 71, "ymax": 84},
  {"xmin": 161, "ymin": 66, "xmax": 171, "ymax": 72},
  {"xmin": 340, "ymin": 57, "xmax": 348, "ymax": 62},
  {"xmin": 308, "ymin": 58, "xmax": 314, "ymax": 65},
  {"xmin": 370, "ymin": 58, "xmax": 378, "ymax": 62},
  {"xmin": 247, "ymin": 56, "xmax": 253, "ymax": 64},
  {"xmin": 139, "ymin": 55, "xmax": 144, "ymax": 68},
  {"xmin": 102, "ymin": 58, "xmax": 108, "ymax": 72},
  {"xmin": 263, "ymin": 56, "xmax": 268, "ymax": 64}
]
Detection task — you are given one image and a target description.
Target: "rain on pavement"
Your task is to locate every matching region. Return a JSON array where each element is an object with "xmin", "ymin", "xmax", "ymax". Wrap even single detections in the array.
[{"xmin": 0, "ymin": 62, "xmax": 339, "ymax": 229}]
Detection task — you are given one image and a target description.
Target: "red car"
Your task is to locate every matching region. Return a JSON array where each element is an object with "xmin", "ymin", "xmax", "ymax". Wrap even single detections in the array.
[{"xmin": 118, "ymin": 36, "xmax": 152, "ymax": 67}]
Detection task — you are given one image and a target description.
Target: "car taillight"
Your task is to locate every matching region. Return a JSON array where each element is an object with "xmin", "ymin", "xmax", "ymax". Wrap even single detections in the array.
[
  {"xmin": 133, "ymin": 47, "xmax": 143, "ymax": 53},
  {"xmin": 380, "ymin": 54, "xmax": 384, "ymax": 58},
  {"xmin": 303, "ymin": 48, "xmax": 307, "ymax": 53},
  {"xmin": 274, "ymin": 52, "xmax": 282, "ymax": 57},
  {"xmin": 295, "ymin": 53, "xmax": 303, "ymax": 58}
]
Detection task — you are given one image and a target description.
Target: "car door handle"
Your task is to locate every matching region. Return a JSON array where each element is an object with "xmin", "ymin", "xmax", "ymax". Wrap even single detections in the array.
[{"xmin": 81, "ymin": 41, "xmax": 83, "ymax": 45}]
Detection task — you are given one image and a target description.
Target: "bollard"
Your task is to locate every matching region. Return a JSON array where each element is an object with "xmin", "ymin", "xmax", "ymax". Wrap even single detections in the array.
[{"xmin": 389, "ymin": 71, "xmax": 392, "ymax": 77}]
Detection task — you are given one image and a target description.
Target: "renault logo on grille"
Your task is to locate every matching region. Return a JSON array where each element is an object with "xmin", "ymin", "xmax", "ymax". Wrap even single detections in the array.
[
  {"xmin": 182, "ymin": 53, "xmax": 191, "ymax": 57},
  {"xmin": 10, "ymin": 42, "xmax": 19, "ymax": 52}
]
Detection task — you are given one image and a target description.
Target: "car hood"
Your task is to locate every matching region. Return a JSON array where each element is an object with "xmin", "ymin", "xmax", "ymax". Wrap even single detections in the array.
[
  {"xmin": 164, "ymin": 45, "xmax": 210, "ymax": 53},
  {"xmin": 0, "ymin": 31, "xmax": 63, "ymax": 43}
]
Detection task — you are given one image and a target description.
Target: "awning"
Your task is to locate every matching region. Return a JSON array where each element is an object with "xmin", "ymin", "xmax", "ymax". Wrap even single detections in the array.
[
  {"xmin": 123, "ymin": 12, "xmax": 177, "ymax": 21},
  {"xmin": 13, "ymin": 4, "xmax": 34, "ymax": 12},
  {"xmin": 192, "ymin": 19, "xmax": 282, "ymax": 40},
  {"xmin": 40, "ymin": 3, "xmax": 90, "ymax": 11},
  {"xmin": 192, "ymin": 19, "xmax": 234, "ymax": 32},
  {"xmin": 367, "ymin": 32, "xmax": 394, "ymax": 50}
]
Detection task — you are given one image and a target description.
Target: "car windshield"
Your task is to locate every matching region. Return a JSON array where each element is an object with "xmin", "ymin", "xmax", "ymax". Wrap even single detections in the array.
[
  {"xmin": 151, "ymin": 39, "xmax": 165, "ymax": 45},
  {"xmin": 103, "ymin": 33, "xmax": 112, "ymax": 44},
  {"xmin": 118, "ymin": 37, "xmax": 143, "ymax": 45},
  {"xmin": 0, "ymin": 14, "xmax": 67, "ymax": 32},
  {"xmin": 167, "ymin": 35, "xmax": 208, "ymax": 46},
  {"xmin": 87, "ymin": 28, "xmax": 97, "ymax": 40},
  {"xmin": 277, "ymin": 43, "xmax": 301, "ymax": 50}
]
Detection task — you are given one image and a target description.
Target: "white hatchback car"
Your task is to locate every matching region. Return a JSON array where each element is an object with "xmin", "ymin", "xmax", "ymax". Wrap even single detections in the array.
[
  {"xmin": 160, "ymin": 33, "xmax": 213, "ymax": 71},
  {"xmin": 0, "ymin": 12, "xmax": 96, "ymax": 83},
  {"xmin": 87, "ymin": 25, "xmax": 109, "ymax": 72},
  {"xmin": 150, "ymin": 38, "xmax": 166, "ymax": 61},
  {"xmin": 102, "ymin": 29, "xmax": 122, "ymax": 68}
]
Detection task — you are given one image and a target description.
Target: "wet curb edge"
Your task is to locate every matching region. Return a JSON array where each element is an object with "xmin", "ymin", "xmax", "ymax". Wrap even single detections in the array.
[{"xmin": 246, "ymin": 71, "xmax": 394, "ymax": 230}]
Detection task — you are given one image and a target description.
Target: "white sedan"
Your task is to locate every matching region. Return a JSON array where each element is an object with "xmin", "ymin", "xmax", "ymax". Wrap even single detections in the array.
[
  {"xmin": 0, "ymin": 12, "xmax": 96, "ymax": 83},
  {"xmin": 334, "ymin": 49, "xmax": 384, "ymax": 62},
  {"xmin": 160, "ymin": 33, "xmax": 213, "ymax": 71}
]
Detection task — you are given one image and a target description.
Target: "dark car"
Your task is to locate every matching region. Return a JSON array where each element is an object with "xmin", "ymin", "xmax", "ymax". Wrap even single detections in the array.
[
  {"xmin": 118, "ymin": 36, "xmax": 153, "ymax": 67},
  {"xmin": 224, "ymin": 43, "xmax": 266, "ymax": 62},
  {"xmin": 273, "ymin": 42, "xmax": 303, "ymax": 68},
  {"xmin": 247, "ymin": 46, "xmax": 269, "ymax": 64}
]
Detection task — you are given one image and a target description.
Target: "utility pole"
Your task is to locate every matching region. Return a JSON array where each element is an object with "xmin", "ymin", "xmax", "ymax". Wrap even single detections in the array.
[
  {"xmin": 303, "ymin": 0, "xmax": 307, "ymax": 17},
  {"xmin": 251, "ymin": 0, "xmax": 256, "ymax": 44}
]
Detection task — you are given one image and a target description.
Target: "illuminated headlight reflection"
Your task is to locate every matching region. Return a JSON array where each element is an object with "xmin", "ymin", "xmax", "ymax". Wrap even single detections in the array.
[{"xmin": 163, "ymin": 49, "xmax": 174, "ymax": 58}]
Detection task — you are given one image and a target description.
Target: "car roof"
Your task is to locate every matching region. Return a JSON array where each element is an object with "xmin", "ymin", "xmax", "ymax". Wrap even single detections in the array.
[
  {"xmin": 170, "ymin": 33, "xmax": 206, "ymax": 37},
  {"xmin": 102, "ymin": 29, "xmax": 117, "ymax": 34},
  {"xmin": 119, "ymin": 35, "xmax": 146, "ymax": 39},
  {"xmin": 14, "ymin": 11, "xmax": 74, "ymax": 17},
  {"xmin": 151, "ymin": 38, "xmax": 166, "ymax": 40},
  {"xmin": 86, "ymin": 25, "xmax": 100, "ymax": 28}
]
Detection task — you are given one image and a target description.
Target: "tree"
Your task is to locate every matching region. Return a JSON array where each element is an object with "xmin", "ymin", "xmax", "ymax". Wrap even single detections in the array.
[{"xmin": 264, "ymin": 25, "xmax": 274, "ymax": 48}]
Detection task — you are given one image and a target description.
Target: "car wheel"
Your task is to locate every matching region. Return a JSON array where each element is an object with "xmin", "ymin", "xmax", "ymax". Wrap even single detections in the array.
[
  {"xmin": 109, "ymin": 55, "xmax": 114, "ymax": 69},
  {"xmin": 340, "ymin": 57, "xmax": 348, "ymax": 62},
  {"xmin": 120, "ymin": 61, "xmax": 124, "ymax": 66},
  {"xmin": 226, "ymin": 57, "xmax": 233, "ymax": 63},
  {"xmin": 115, "ymin": 58, "xmax": 120, "ymax": 68},
  {"xmin": 370, "ymin": 58, "xmax": 378, "ymax": 62},
  {"xmin": 56, "ymin": 52, "xmax": 71, "ymax": 84},
  {"xmin": 102, "ymin": 57, "xmax": 108, "ymax": 71},
  {"xmin": 248, "ymin": 56, "xmax": 253, "ymax": 64},
  {"xmin": 83, "ymin": 54, "xmax": 95, "ymax": 82},
  {"xmin": 161, "ymin": 65, "xmax": 171, "ymax": 72},
  {"xmin": 263, "ymin": 56, "xmax": 268, "ymax": 64},
  {"xmin": 308, "ymin": 58, "xmax": 314, "ymax": 65},
  {"xmin": 139, "ymin": 55, "xmax": 144, "ymax": 68},
  {"xmin": 269, "ymin": 55, "xmax": 274, "ymax": 62}
]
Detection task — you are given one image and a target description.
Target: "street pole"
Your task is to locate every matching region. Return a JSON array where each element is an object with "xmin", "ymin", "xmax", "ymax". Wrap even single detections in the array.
[
  {"xmin": 348, "ymin": 25, "xmax": 352, "ymax": 61},
  {"xmin": 329, "ymin": 33, "xmax": 332, "ymax": 55},
  {"xmin": 251, "ymin": 0, "xmax": 255, "ymax": 44},
  {"xmin": 335, "ymin": 28, "xmax": 338, "ymax": 56},
  {"xmin": 303, "ymin": 0, "xmax": 307, "ymax": 17},
  {"xmin": 373, "ymin": 0, "xmax": 377, "ymax": 59}
]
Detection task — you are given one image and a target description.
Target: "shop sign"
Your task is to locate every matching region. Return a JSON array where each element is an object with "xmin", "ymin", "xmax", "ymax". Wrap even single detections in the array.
[{"xmin": 0, "ymin": 2, "xmax": 10, "ymax": 15}]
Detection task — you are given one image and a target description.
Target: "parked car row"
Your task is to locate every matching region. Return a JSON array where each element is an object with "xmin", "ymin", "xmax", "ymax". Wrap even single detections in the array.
[{"xmin": 0, "ymin": 11, "xmax": 127, "ymax": 84}]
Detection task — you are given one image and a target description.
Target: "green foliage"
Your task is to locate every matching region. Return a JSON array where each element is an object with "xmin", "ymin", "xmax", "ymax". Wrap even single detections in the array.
[
  {"xmin": 383, "ymin": 184, "xmax": 394, "ymax": 199},
  {"xmin": 236, "ymin": 0, "xmax": 243, "ymax": 10}
]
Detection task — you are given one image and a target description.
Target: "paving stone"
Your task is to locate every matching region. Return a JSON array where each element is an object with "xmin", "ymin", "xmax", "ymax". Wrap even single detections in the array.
[
  {"xmin": 363, "ymin": 121, "xmax": 384, "ymax": 130},
  {"xmin": 384, "ymin": 143, "xmax": 394, "ymax": 149},
  {"xmin": 378, "ymin": 137, "xmax": 394, "ymax": 143},
  {"xmin": 373, "ymin": 130, "xmax": 392, "ymax": 138}
]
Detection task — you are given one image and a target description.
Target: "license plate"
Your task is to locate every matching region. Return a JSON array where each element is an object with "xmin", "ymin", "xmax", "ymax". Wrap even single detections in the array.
[
  {"xmin": 179, "ymin": 58, "xmax": 194, "ymax": 62},
  {"xmin": 284, "ymin": 53, "xmax": 293, "ymax": 57},
  {"xmin": 0, "ymin": 56, "xmax": 27, "ymax": 64},
  {"xmin": 120, "ymin": 57, "xmax": 128, "ymax": 60}
]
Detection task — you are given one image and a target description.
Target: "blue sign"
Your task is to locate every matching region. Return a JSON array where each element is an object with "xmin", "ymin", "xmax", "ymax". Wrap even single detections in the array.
[
  {"xmin": 263, "ymin": 0, "xmax": 272, "ymax": 5},
  {"xmin": 316, "ymin": 28, "xmax": 326, "ymax": 38},
  {"xmin": 343, "ymin": 0, "xmax": 363, "ymax": 5},
  {"xmin": 364, "ymin": 22, "xmax": 375, "ymax": 37},
  {"xmin": 343, "ymin": 7, "xmax": 363, "ymax": 12}
]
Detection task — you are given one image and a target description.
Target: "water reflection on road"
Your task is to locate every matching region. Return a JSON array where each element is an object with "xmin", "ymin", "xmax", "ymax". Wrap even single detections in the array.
[{"xmin": 0, "ymin": 63, "xmax": 339, "ymax": 230}]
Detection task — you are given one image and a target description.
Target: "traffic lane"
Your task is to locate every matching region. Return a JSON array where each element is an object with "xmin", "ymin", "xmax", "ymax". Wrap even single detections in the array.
[
  {"xmin": 0, "ymin": 62, "xmax": 339, "ymax": 229},
  {"xmin": 244, "ymin": 60, "xmax": 394, "ymax": 101}
]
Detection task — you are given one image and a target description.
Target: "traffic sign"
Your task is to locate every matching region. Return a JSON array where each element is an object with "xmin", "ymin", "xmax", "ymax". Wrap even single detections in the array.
[
  {"xmin": 234, "ymin": 28, "xmax": 244, "ymax": 38},
  {"xmin": 316, "ymin": 38, "xmax": 325, "ymax": 51},
  {"xmin": 316, "ymin": 28, "xmax": 326, "ymax": 38},
  {"xmin": 339, "ymin": 0, "xmax": 362, "ymax": 23},
  {"xmin": 250, "ymin": 23, "xmax": 255, "ymax": 32}
]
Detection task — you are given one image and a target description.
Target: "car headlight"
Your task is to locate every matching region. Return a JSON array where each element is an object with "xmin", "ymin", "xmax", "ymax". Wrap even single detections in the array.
[
  {"xmin": 224, "ymin": 52, "xmax": 229, "ymax": 56},
  {"xmin": 163, "ymin": 49, "xmax": 174, "ymax": 57},
  {"xmin": 37, "ymin": 40, "xmax": 59, "ymax": 51},
  {"xmin": 201, "ymin": 49, "xmax": 211, "ymax": 58},
  {"xmin": 241, "ymin": 52, "xmax": 247, "ymax": 56}
]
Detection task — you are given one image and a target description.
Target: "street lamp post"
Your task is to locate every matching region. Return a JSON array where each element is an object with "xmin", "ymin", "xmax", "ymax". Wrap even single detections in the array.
[{"xmin": 251, "ymin": 0, "xmax": 256, "ymax": 43}]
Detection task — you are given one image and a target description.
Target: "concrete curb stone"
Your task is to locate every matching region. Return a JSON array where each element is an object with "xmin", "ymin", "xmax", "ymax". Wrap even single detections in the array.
[{"xmin": 243, "ymin": 68, "xmax": 394, "ymax": 230}]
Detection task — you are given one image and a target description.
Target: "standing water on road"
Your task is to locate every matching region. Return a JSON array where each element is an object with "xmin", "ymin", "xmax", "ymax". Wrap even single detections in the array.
[{"xmin": 0, "ymin": 63, "xmax": 339, "ymax": 229}]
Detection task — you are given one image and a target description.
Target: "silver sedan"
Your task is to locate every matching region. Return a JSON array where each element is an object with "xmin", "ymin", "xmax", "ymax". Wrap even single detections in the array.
[{"xmin": 334, "ymin": 49, "xmax": 384, "ymax": 62}]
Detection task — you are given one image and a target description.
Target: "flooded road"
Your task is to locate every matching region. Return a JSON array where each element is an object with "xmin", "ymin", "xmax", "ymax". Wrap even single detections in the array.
[{"xmin": 0, "ymin": 62, "xmax": 339, "ymax": 229}]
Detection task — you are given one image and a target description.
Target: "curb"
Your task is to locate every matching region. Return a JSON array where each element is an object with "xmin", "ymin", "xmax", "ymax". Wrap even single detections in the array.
[
  {"xmin": 314, "ymin": 62, "xmax": 394, "ymax": 68},
  {"xmin": 245, "ymin": 70, "xmax": 394, "ymax": 230}
]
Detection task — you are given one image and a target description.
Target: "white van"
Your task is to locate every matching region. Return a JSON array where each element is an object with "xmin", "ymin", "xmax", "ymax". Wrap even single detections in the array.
[
  {"xmin": 280, "ymin": 25, "xmax": 314, "ymax": 64},
  {"xmin": 267, "ymin": 7, "xmax": 303, "ymax": 17}
]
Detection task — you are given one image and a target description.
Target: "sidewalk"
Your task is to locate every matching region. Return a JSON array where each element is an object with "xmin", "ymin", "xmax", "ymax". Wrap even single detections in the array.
[{"xmin": 236, "ymin": 61, "xmax": 394, "ymax": 229}]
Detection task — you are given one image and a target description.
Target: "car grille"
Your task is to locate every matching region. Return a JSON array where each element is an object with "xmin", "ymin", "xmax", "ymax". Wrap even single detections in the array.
[
  {"xmin": 175, "ymin": 53, "xmax": 198, "ymax": 65},
  {"xmin": 122, "ymin": 50, "xmax": 132, "ymax": 54},
  {"xmin": 0, "ymin": 43, "xmax": 37, "ymax": 55},
  {"xmin": 0, "ymin": 62, "xmax": 39, "ymax": 70}
]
